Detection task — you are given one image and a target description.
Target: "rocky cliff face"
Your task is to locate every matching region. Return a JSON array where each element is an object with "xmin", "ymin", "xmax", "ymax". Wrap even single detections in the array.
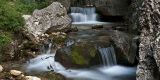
[
  {"xmin": 131, "ymin": 0, "xmax": 160, "ymax": 80},
  {"xmin": 23, "ymin": 2, "xmax": 71, "ymax": 43}
]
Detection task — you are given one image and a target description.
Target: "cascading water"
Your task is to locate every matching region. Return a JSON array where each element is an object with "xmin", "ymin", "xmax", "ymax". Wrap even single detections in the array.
[
  {"xmin": 25, "ymin": 43, "xmax": 136, "ymax": 80},
  {"xmin": 98, "ymin": 46, "xmax": 117, "ymax": 66},
  {"xmin": 70, "ymin": 7, "xmax": 98, "ymax": 24}
]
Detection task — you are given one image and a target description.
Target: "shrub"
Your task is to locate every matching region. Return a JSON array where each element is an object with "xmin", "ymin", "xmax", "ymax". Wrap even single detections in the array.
[{"xmin": 0, "ymin": 0, "xmax": 24, "ymax": 31}]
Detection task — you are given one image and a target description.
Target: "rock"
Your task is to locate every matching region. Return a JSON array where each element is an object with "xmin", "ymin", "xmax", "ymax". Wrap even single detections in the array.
[
  {"xmin": 110, "ymin": 30, "xmax": 138, "ymax": 65},
  {"xmin": 0, "ymin": 65, "xmax": 3, "ymax": 72},
  {"xmin": 56, "ymin": 42, "xmax": 101, "ymax": 68},
  {"xmin": 54, "ymin": 0, "xmax": 71, "ymax": 11},
  {"xmin": 95, "ymin": 0, "xmax": 130, "ymax": 16},
  {"xmin": 23, "ymin": 2, "xmax": 71, "ymax": 43},
  {"xmin": 55, "ymin": 30, "xmax": 112, "ymax": 68},
  {"xmin": 22, "ymin": 15, "xmax": 31, "ymax": 21},
  {"xmin": 55, "ymin": 29, "xmax": 138, "ymax": 68},
  {"xmin": 92, "ymin": 25, "xmax": 103, "ymax": 29},
  {"xmin": 25, "ymin": 76, "xmax": 41, "ymax": 80},
  {"xmin": 130, "ymin": 0, "xmax": 160, "ymax": 80},
  {"xmin": 10, "ymin": 70, "xmax": 23, "ymax": 76}
]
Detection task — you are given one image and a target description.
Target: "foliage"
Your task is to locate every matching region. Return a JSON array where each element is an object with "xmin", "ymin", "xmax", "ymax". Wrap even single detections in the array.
[
  {"xmin": 0, "ymin": 0, "xmax": 53, "ymax": 32},
  {"xmin": 0, "ymin": 32, "xmax": 12, "ymax": 47},
  {"xmin": 0, "ymin": 0, "xmax": 24, "ymax": 31}
]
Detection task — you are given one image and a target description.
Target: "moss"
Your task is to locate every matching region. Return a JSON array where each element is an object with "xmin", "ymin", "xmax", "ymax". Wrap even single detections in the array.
[
  {"xmin": 51, "ymin": 34, "xmax": 67, "ymax": 45},
  {"xmin": 70, "ymin": 43, "xmax": 97, "ymax": 65},
  {"xmin": 71, "ymin": 50, "xmax": 88, "ymax": 65},
  {"xmin": 89, "ymin": 47, "xmax": 97, "ymax": 57}
]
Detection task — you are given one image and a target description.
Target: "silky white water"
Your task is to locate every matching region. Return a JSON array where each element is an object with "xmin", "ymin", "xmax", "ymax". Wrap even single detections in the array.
[
  {"xmin": 70, "ymin": 7, "xmax": 99, "ymax": 24},
  {"xmin": 25, "ymin": 44, "xmax": 136, "ymax": 80},
  {"xmin": 98, "ymin": 46, "xmax": 117, "ymax": 66}
]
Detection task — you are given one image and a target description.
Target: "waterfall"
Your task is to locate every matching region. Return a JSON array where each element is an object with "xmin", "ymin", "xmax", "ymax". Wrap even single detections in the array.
[
  {"xmin": 98, "ymin": 46, "xmax": 117, "ymax": 66},
  {"xmin": 70, "ymin": 7, "xmax": 98, "ymax": 23},
  {"xmin": 25, "ymin": 44, "xmax": 135, "ymax": 80}
]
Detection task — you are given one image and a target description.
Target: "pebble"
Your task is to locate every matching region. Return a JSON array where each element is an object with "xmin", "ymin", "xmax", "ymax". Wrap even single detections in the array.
[
  {"xmin": 0, "ymin": 65, "xmax": 3, "ymax": 72},
  {"xmin": 10, "ymin": 70, "xmax": 23, "ymax": 76}
]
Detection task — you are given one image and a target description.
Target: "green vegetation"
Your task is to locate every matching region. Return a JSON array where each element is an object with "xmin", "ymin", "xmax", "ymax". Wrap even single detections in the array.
[
  {"xmin": 0, "ymin": 0, "xmax": 53, "ymax": 61},
  {"xmin": 0, "ymin": 0, "xmax": 53, "ymax": 32},
  {"xmin": 0, "ymin": 32, "xmax": 12, "ymax": 61},
  {"xmin": 71, "ymin": 43, "xmax": 97, "ymax": 65},
  {"xmin": 0, "ymin": 32, "xmax": 12, "ymax": 47},
  {"xmin": 71, "ymin": 45, "xmax": 88, "ymax": 65},
  {"xmin": 0, "ymin": 0, "xmax": 24, "ymax": 31}
]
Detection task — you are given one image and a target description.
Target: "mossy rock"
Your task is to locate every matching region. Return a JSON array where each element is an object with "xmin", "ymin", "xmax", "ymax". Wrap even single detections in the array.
[{"xmin": 55, "ymin": 42, "xmax": 101, "ymax": 68}]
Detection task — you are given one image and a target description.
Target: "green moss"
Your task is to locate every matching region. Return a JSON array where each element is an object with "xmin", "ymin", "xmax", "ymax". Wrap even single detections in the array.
[
  {"xmin": 89, "ymin": 47, "xmax": 97, "ymax": 57},
  {"xmin": 71, "ymin": 46, "xmax": 88, "ymax": 65},
  {"xmin": 52, "ymin": 35, "xmax": 67, "ymax": 45},
  {"xmin": 71, "ymin": 51, "xmax": 87, "ymax": 65}
]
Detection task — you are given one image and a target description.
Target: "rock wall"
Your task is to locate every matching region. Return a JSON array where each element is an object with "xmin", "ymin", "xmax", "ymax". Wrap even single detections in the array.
[
  {"xmin": 70, "ymin": 0, "xmax": 131, "ymax": 16},
  {"xmin": 131, "ymin": 0, "xmax": 160, "ymax": 80},
  {"xmin": 95, "ymin": 0, "xmax": 131, "ymax": 16}
]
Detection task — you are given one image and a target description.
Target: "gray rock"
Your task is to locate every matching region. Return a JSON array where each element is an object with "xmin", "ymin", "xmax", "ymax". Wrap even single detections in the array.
[
  {"xmin": 131, "ymin": 0, "xmax": 160, "ymax": 80},
  {"xmin": 23, "ymin": 2, "xmax": 71, "ymax": 43}
]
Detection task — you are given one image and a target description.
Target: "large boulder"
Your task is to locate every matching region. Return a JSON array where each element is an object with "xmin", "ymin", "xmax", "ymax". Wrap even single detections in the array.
[
  {"xmin": 23, "ymin": 2, "xmax": 71, "ymax": 43},
  {"xmin": 55, "ymin": 30, "xmax": 137, "ymax": 68}
]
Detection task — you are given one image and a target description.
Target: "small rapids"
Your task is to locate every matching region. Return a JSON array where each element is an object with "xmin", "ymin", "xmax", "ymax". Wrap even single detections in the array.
[{"xmin": 25, "ymin": 43, "xmax": 136, "ymax": 80}]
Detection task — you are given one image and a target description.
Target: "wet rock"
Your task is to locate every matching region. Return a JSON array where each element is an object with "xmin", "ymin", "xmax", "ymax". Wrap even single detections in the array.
[
  {"xmin": 25, "ymin": 76, "xmax": 41, "ymax": 80},
  {"xmin": 55, "ymin": 30, "xmax": 112, "ymax": 68},
  {"xmin": 92, "ymin": 25, "xmax": 103, "ymax": 29},
  {"xmin": 110, "ymin": 30, "xmax": 138, "ymax": 65},
  {"xmin": 10, "ymin": 70, "xmax": 23, "ymax": 76},
  {"xmin": 56, "ymin": 42, "xmax": 101, "ymax": 68},
  {"xmin": 23, "ymin": 2, "xmax": 71, "ymax": 43},
  {"xmin": 0, "ymin": 65, "xmax": 3, "ymax": 72}
]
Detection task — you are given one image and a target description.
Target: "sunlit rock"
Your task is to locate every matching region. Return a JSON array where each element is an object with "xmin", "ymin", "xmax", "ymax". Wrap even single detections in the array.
[
  {"xmin": 23, "ymin": 2, "xmax": 71, "ymax": 43},
  {"xmin": 0, "ymin": 65, "xmax": 3, "ymax": 72},
  {"xmin": 10, "ymin": 70, "xmax": 23, "ymax": 76}
]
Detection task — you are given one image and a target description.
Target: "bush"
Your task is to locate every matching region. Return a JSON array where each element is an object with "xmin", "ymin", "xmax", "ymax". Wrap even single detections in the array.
[
  {"xmin": 0, "ymin": 32, "xmax": 12, "ymax": 47},
  {"xmin": 0, "ymin": 0, "xmax": 25, "ymax": 32}
]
